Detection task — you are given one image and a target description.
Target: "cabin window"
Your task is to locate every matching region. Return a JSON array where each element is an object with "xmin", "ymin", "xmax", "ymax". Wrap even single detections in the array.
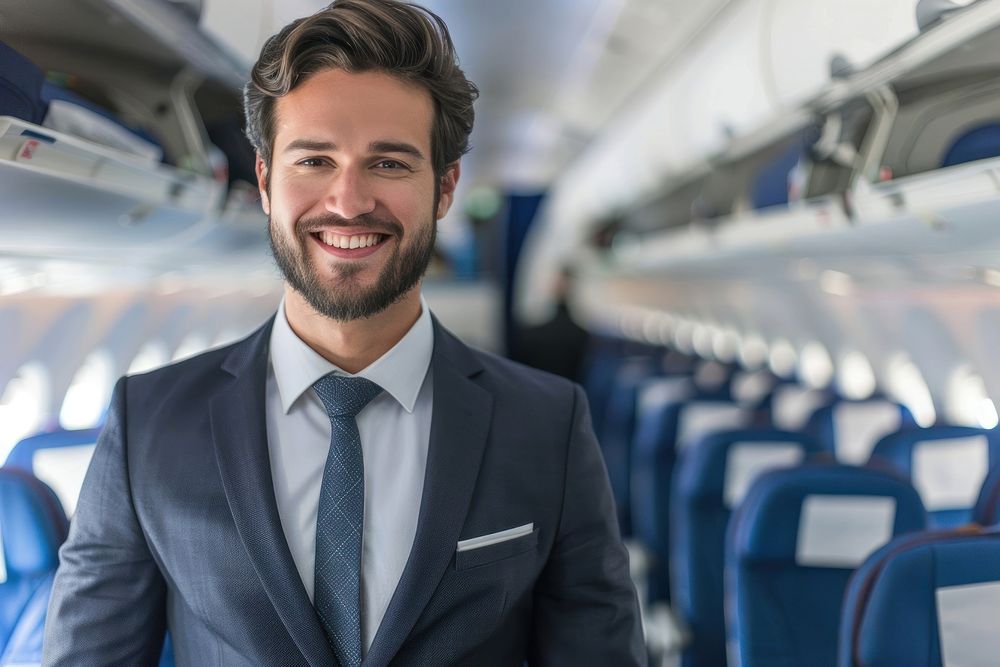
[
  {"xmin": 692, "ymin": 325, "xmax": 715, "ymax": 359},
  {"xmin": 673, "ymin": 320, "xmax": 696, "ymax": 356},
  {"xmin": 740, "ymin": 334, "xmax": 769, "ymax": 370},
  {"xmin": 172, "ymin": 334, "xmax": 209, "ymax": 362},
  {"xmin": 885, "ymin": 353, "xmax": 936, "ymax": 427},
  {"xmin": 768, "ymin": 339, "xmax": 798, "ymax": 379},
  {"xmin": 946, "ymin": 365, "xmax": 998, "ymax": 429},
  {"xmin": 59, "ymin": 351, "xmax": 115, "ymax": 430},
  {"xmin": 800, "ymin": 342, "xmax": 834, "ymax": 389},
  {"xmin": 837, "ymin": 351, "xmax": 877, "ymax": 400},
  {"xmin": 0, "ymin": 363, "xmax": 49, "ymax": 461},
  {"xmin": 128, "ymin": 341, "xmax": 169, "ymax": 375}
]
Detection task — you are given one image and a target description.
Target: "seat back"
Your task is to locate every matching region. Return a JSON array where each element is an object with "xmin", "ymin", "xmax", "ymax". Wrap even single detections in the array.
[
  {"xmin": 760, "ymin": 384, "xmax": 832, "ymax": 432},
  {"xmin": 972, "ymin": 465, "xmax": 1000, "ymax": 526},
  {"xmin": 631, "ymin": 390, "xmax": 754, "ymax": 603},
  {"xmin": 6, "ymin": 428, "xmax": 101, "ymax": 517},
  {"xmin": 671, "ymin": 429, "xmax": 823, "ymax": 667},
  {"xmin": 599, "ymin": 357, "xmax": 665, "ymax": 536},
  {"xmin": 804, "ymin": 397, "xmax": 914, "ymax": 464},
  {"xmin": 941, "ymin": 122, "xmax": 1000, "ymax": 168},
  {"xmin": 870, "ymin": 426, "xmax": 1000, "ymax": 527},
  {"xmin": 0, "ymin": 468, "xmax": 68, "ymax": 658},
  {"xmin": 726, "ymin": 464, "xmax": 926, "ymax": 667},
  {"xmin": 839, "ymin": 527, "xmax": 1000, "ymax": 667},
  {"xmin": 751, "ymin": 142, "xmax": 803, "ymax": 210}
]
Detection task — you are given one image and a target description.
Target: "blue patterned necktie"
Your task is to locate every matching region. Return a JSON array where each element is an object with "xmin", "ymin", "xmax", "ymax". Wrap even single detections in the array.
[{"xmin": 312, "ymin": 374, "xmax": 383, "ymax": 667}]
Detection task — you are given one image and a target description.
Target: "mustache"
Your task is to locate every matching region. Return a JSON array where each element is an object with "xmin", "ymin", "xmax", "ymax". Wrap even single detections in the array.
[{"xmin": 296, "ymin": 213, "xmax": 403, "ymax": 237}]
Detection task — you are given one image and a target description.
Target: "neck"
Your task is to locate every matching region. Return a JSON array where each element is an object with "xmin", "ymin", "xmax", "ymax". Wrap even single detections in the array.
[{"xmin": 282, "ymin": 284, "xmax": 423, "ymax": 374}]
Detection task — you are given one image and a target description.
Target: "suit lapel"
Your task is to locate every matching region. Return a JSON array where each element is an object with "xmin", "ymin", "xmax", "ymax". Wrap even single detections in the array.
[
  {"xmin": 364, "ymin": 321, "xmax": 493, "ymax": 665},
  {"xmin": 210, "ymin": 319, "xmax": 336, "ymax": 667}
]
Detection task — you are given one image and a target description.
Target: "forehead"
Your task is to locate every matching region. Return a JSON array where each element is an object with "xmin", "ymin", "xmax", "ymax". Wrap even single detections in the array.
[{"xmin": 273, "ymin": 68, "xmax": 434, "ymax": 151}]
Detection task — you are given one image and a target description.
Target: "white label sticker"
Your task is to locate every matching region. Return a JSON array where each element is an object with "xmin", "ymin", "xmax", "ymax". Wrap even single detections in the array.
[
  {"xmin": 0, "ymin": 518, "xmax": 6, "ymax": 584},
  {"xmin": 937, "ymin": 580, "xmax": 1000, "ymax": 667},
  {"xmin": 677, "ymin": 403, "xmax": 749, "ymax": 451},
  {"xmin": 33, "ymin": 444, "xmax": 97, "ymax": 517},
  {"xmin": 796, "ymin": 495, "xmax": 896, "ymax": 568},
  {"xmin": 638, "ymin": 377, "xmax": 692, "ymax": 416},
  {"xmin": 913, "ymin": 436, "xmax": 989, "ymax": 511},
  {"xmin": 732, "ymin": 371, "xmax": 776, "ymax": 406},
  {"xmin": 724, "ymin": 443, "xmax": 805, "ymax": 507},
  {"xmin": 771, "ymin": 386, "xmax": 826, "ymax": 431},
  {"xmin": 832, "ymin": 402, "xmax": 901, "ymax": 464}
]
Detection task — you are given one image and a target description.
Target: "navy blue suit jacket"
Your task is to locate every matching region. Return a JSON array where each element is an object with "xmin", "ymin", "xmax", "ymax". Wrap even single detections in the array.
[{"xmin": 43, "ymin": 317, "xmax": 644, "ymax": 665}]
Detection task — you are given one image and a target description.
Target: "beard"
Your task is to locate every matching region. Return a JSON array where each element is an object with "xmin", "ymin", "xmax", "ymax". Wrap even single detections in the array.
[{"xmin": 268, "ymin": 207, "xmax": 436, "ymax": 322}]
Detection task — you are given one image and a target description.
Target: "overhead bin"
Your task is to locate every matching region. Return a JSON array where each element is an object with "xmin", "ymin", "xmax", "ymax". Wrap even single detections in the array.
[
  {"xmin": 0, "ymin": 115, "xmax": 221, "ymax": 254},
  {"xmin": 573, "ymin": 0, "xmax": 1000, "ymax": 290},
  {"xmin": 0, "ymin": 0, "xmax": 263, "ymax": 260}
]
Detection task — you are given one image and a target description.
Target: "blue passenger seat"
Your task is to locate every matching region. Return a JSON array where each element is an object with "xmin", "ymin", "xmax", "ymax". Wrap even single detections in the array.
[
  {"xmin": 972, "ymin": 465, "xmax": 1000, "ymax": 526},
  {"xmin": 869, "ymin": 426, "xmax": 1000, "ymax": 527},
  {"xmin": 839, "ymin": 526, "xmax": 1000, "ymax": 667},
  {"xmin": 4, "ymin": 431, "xmax": 176, "ymax": 665},
  {"xmin": 941, "ymin": 122, "xmax": 1000, "ymax": 168},
  {"xmin": 599, "ymin": 356, "xmax": 660, "ymax": 536},
  {"xmin": 726, "ymin": 464, "xmax": 926, "ymax": 667},
  {"xmin": 804, "ymin": 397, "xmax": 914, "ymax": 465},
  {"xmin": 758, "ymin": 384, "xmax": 832, "ymax": 432},
  {"xmin": 631, "ymin": 384, "xmax": 758, "ymax": 603},
  {"xmin": 0, "ymin": 468, "xmax": 68, "ymax": 664},
  {"xmin": 6, "ymin": 428, "xmax": 101, "ymax": 518},
  {"xmin": 671, "ymin": 429, "xmax": 823, "ymax": 667}
]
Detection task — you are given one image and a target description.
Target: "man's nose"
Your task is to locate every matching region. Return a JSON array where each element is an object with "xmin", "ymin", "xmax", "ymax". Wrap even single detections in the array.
[{"xmin": 322, "ymin": 168, "xmax": 376, "ymax": 220}]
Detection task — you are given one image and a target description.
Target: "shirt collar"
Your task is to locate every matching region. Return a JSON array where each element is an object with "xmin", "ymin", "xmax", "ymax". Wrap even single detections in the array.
[{"xmin": 269, "ymin": 296, "xmax": 434, "ymax": 415}]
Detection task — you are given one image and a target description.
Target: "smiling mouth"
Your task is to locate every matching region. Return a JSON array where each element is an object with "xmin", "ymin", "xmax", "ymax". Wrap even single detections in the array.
[{"xmin": 311, "ymin": 230, "xmax": 389, "ymax": 250}]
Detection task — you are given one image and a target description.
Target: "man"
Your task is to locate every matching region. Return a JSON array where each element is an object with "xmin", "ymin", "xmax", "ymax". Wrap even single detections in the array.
[{"xmin": 43, "ymin": 1, "xmax": 644, "ymax": 665}]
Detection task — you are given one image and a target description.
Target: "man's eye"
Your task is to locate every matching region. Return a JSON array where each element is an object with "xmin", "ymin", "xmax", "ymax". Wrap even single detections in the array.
[
  {"xmin": 298, "ymin": 158, "xmax": 327, "ymax": 167},
  {"xmin": 375, "ymin": 160, "xmax": 407, "ymax": 170}
]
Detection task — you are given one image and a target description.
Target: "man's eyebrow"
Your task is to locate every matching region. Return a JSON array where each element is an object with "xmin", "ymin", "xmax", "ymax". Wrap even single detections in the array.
[
  {"xmin": 284, "ymin": 139, "xmax": 336, "ymax": 152},
  {"xmin": 281, "ymin": 139, "xmax": 426, "ymax": 161},
  {"xmin": 369, "ymin": 141, "xmax": 425, "ymax": 160}
]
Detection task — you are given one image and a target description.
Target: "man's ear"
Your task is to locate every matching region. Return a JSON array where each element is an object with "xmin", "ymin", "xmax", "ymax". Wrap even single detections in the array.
[
  {"xmin": 255, "ymin": 154, "xmax": 271, "ymax": 215},
  {"xmin": 435, "ymin": 161, "xmax": 461, "ymax": 220}
]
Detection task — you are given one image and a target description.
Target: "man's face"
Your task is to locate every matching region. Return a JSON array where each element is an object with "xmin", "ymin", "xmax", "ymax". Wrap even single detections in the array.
[{"xmin": 258, "ymin": 68, "xmax": 458, "ymax": 321}]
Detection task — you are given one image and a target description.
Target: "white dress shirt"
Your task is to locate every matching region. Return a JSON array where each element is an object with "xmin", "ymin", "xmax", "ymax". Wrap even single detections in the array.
[{"xmin": 265, "ymin": 298, "xmax": 434, "ymax": 653}]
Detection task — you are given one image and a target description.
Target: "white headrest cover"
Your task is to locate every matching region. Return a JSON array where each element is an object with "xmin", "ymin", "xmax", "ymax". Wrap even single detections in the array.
[
  {"xmin": 33, "ymin": 443, "xmax": 97, "ymax": 517},
  {"xmin": 796, "ymin": 495, "xmax": 896, "ymax": 568},
  {"xmin": 724, "ymin": 442, "xmax": 804, "ymax": 508},
  {"xmin": 937, "ymin": 580, "xmax": 1000, "ymax": 666},
  {"xmin": 677, "ymin": 403, "xmax": 749, "ymax": 451},
  {"xmin": 913, "ymin": 436, "xmax": 989, "ymax": 511},
  {"xmin": 833, "ymin": 402, "xmax": 901, "ymax": 464},
  {"xmin": 638, "ymin": 376, "xmax": 692, "ymax": 416},
  {"xmin": 772, "ymin": 386, "xmax": 826, "ymax": 431},
  {"xmin": 732, "ymin": 371, "xmax": 775, "ymax": 405}
]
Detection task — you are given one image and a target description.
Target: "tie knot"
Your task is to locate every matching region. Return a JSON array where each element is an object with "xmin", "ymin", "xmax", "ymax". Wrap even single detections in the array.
[{"xmin": 312, "ymin": 374, "xmax": 383, "ymax": 419}]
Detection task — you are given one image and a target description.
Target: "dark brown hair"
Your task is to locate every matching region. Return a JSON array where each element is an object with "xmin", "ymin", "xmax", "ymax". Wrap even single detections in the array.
[{"xmin": 244, "ymin": 0, "xmax": 478, "ymax": 178}]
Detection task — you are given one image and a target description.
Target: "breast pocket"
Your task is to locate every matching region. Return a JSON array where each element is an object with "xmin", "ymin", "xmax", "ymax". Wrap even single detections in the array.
[{"xmin": 454, "ymin": 527, "xmax": 539, "ymax": 570}]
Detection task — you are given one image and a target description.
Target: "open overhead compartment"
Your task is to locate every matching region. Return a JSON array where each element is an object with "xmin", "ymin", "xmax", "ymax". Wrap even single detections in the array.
[{"xmin": 0, "ymin": 0, "xmax": 265, "ymax": 263}]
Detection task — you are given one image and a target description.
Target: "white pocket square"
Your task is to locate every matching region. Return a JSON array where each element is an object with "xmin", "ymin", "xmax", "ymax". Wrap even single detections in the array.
[{"xmin": 456, "ymin": 523, "xmax": 534, "ymax": 552}]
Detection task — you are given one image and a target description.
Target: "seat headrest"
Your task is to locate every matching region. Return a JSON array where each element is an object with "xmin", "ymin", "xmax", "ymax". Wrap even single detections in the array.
[
  {"xmin": 0, "ymin": 468, "xmax": 69, "ymax": 579},
  {"xmin": 973, "ymin": 467, "xmax": 1000, "ymax": 526},
  {"xmin": 6, "ymin": 428, "xmax": 101, "ymax": 517},
  {"xmin": 806, "ymin": 398, "xmax": 912, "ymax": 464},
  {"xmin": 941, "ymin": 122, "xmax": 1000, "ymax": 168},
  {"xmin": 872, "ymin": 426, "xmax": 998, "ymax": 513},
  {"xmin": 731, "ymin": 464, "xmax": 925, "ymax": 567},
  {"xmin": 849, "ymin": 529, "xmax": 1000, "ymax": 666},
  {"xmin": 678, "ymin": 429, "xmax": 823, "ymax": 506},
  {"xmin": 5, "ymin": 427, "xmax": 102, "ymax": 470}
]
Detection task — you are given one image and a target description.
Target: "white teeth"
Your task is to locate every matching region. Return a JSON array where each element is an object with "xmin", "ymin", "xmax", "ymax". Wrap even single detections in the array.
[{"xmin": 319, "ymin": 232, "xmax": 382, "ymax": 249}]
